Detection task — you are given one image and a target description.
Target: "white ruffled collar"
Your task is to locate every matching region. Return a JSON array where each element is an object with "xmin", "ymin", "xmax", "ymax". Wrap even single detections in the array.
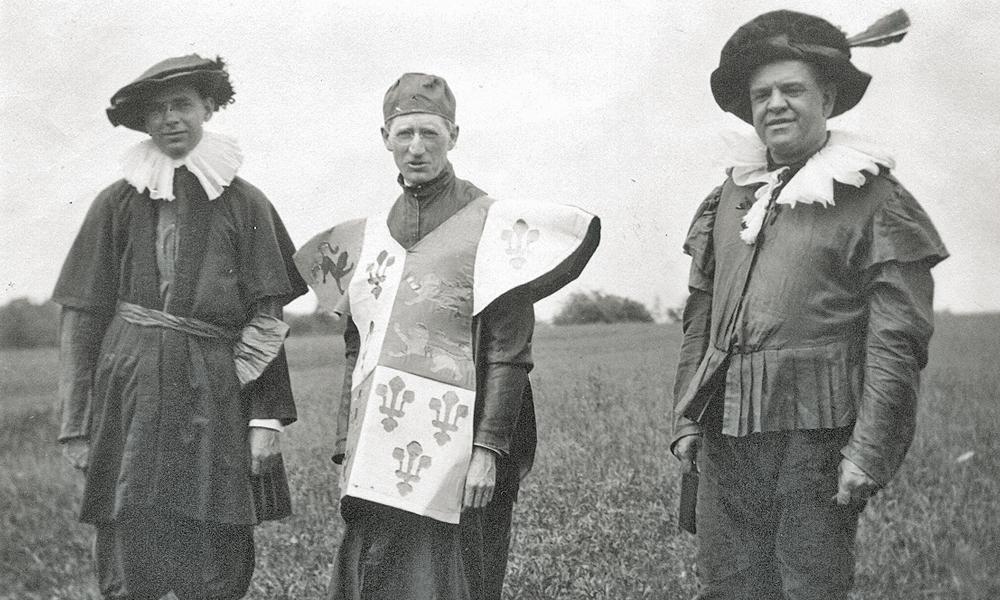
[
  {"xmin": 722, "ymin": 130, "xmax": 895, "ymax": 244},
  {"xmin": 122, "ymin": 130, "xmax": 243, "ymax": 201}
]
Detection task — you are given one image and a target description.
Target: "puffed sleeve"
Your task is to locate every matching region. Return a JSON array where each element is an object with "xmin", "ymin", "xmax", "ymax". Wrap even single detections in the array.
[
  {"xmin": 236, "ymin": 183, "xmax": 309, "ymax": 308},
  {"xmin": 670, "ymin": 186, "xmax": 723, "ymax": 448},
  {"xmin": 234, "ymin": 184, "xmax": 308, "ymax": 425},
  {"xmin": 842, "ymin": 182, "xmax": 948, "ymax": 484},
  {"xmin": 243, "ymin": 298, "xmax": 297, "ymax": 425},
  {"xmin": 681, "ymin": 186, "xmax": 723, "ymax": 294},
  {"xmin": 52, "ymin": 182, "xmax": 130, "ymax": 317},
  {"xmin": 863, "ymin": 180, "xmax": 948, "ymax": 271}
]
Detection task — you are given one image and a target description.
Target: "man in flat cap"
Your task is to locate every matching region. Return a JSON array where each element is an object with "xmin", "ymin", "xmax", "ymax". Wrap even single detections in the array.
[
  {"xmin": 670, "ymin": 10, "xmax": 948, "ymax": 599},
  {"xmin": 54, "ymin": 54, "xmax": 307, "ymax": 599},
  {"xmin": 295, "ymin": 73, "xmax": 599, "ymax": 599}
]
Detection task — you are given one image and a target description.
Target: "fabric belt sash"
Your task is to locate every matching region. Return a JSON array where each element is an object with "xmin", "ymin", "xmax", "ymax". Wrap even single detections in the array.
[{"xmin": 116, "ymin": 302, "xmax": 289, "ymax": 387}]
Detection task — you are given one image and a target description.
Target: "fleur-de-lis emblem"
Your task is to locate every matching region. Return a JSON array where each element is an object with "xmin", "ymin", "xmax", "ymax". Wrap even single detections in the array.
[
  {"xmin": 366, "ymin": 250, "xmax": 396, "ymax": 298},
  {"xmin": 429, "ymin": 391, "xmax": 469, "ymax": 446},
  {"xmin": 312, "ymin": 242, "xmax": 354, "ymax": 294},
  {"xmin": 500, "ymin": 218, "xmax": 540, "ymax": 269},
  {"xmin": 393, "ymin": 440, "xmax": 432, "ymax": 496},
  {"xmin": 376, "ymin": 376, "xmax": 414, "ymax": 431}
]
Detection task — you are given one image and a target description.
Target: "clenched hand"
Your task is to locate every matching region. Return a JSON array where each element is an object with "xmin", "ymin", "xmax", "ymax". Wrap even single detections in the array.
[
  {"xmin": 463, "ymin": 446, "xmax": 497, "ymax": 510},
  {"xmin": 62, "ymin": 438, "xmax": 90, "ymax": 471},
  {"xmin": 833, "ymin": 457, "xmax": 880, "ymax": 506},
  {"xmin": 249, "ymin": 427, "xmax": 282, "ymax": 475},
  {"xmin": 672, "ymin": 434, "xmax": 702, "ymax": 474}
]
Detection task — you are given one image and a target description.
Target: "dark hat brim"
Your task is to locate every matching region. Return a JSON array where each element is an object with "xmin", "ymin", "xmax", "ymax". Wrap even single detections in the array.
[
  {"xmin": 711, "ymin": 47, "xmax": 871, "ymax": 124},
  {"xmin": 106, "ymin": 57, "xmax": 233, "ymax": 132}
]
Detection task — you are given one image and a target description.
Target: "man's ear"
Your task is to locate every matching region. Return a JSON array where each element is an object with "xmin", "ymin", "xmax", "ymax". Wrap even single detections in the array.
[
  {"xmin": 448, "ymin": 124, "xmax": 459, "ymax": 150},
  {"xmin": 203, "ymin": 96, "xmax": 216, "ymax": 121},
  {"xmin": 822, "ymin": 84, "xmax": 838, "ymax": 118},
  {"xmin": 381, "ymin": 126, "xmax": 392, "ymax": 150}
]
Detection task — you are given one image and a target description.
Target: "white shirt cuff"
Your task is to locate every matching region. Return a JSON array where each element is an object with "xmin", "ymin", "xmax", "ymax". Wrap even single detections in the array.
[{"xmin": 248, "ymin": 418, "xmax": 284, "ymax": 432}]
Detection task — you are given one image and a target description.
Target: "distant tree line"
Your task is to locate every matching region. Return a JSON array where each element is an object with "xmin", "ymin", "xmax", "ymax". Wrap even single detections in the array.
[
  {"xmin": 0, "ymin": 297, "xmax": 346, "ymax": 349},
  {"xmin": 0, "ymin": 298, "xmax": 60, "ymax": 348},
  {"xmin": 553, "ymin": 291, "xmax": 655, "ymax": 325}
]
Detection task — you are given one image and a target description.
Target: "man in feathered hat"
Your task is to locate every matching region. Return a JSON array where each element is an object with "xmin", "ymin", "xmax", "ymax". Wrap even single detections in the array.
[
  {"xmin": 670, "ymin": 10, "xmax": 948, "ymax": 599},
  {"xmin": 295, "ymin": 73, "xmax": 599, "ymax": 599},
  {"xmin": 54, "ymin": 54, "xmax": 307, "ymax": 599}
]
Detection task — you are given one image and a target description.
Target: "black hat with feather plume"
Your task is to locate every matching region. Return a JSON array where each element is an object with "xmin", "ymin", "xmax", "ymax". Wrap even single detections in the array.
[
  {"xmin": 711, "ymin": 10, "xmax": 910, "ymax": 123},
  {"xmin": 106, "ymin": 54, "xmax": 235, "ymax": 132}
]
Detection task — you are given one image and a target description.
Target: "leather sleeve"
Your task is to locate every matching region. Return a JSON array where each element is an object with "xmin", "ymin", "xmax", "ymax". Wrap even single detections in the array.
[
  {"xmin": 670, "ymin": 288, "xmax": 713, "ymax": 451},
  {"xmin": 841, "ymin": 259, "xmax": 935, "ymax": 485},
  {"xmin": 332, "ymin": 317, "xmax": 361, "ymax": 464},
  {"xmin": 472, "ymin": 287, "xmax": 535, "ymax": 455}
]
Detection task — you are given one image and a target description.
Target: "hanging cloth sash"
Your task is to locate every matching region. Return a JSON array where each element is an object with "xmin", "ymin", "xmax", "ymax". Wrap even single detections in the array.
[
  {"xmin": 117, "ymin": 301, "xmax": 289, "ymax": 387},
  {"xmin": 296, "ymin": 196, "xmax": 599, "ymax": 523}
]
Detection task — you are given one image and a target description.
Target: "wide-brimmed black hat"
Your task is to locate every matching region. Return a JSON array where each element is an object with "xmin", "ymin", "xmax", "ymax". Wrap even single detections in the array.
[
  {"xmin": 106, "ymin": 54, "xmax": 234, "ymax": 131},
  {"xmin": 711, "ymin": 10, "xmax": 872, "ymax": 124}
]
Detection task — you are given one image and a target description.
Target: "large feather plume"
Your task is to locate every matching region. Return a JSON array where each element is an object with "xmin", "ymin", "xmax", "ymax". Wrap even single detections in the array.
[{"xmin": 847, "ymin": 9, "xmax": 910, "ymax": 47}]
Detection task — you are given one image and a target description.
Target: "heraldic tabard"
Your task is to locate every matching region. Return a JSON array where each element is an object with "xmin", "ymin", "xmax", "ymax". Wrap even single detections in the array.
[{"xmin": 295, "ymin": 196, "xmax": 600, "ymax": 523}]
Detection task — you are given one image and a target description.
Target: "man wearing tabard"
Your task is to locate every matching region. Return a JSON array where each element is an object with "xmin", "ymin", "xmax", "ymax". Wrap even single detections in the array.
[
  {"xmin": 669, "ymin": 11, "xmax": 948, "ymax": 599},
  {"xmin": 296, "ymin": 73, "xmax": 599, "ymax": 599},
  {"xmin": 54, "ymin": 55, "xmax": 307, "ymax": 599}
]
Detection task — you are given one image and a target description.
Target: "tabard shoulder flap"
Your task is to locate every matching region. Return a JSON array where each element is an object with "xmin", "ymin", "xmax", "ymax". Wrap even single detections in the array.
[
  {"xmin": 472, "ymin": 199, "xmax": 600, "ymax": 315},
  {"xmin": 294, "ymin": 218, "xmax": 366, "ymax": 316}
]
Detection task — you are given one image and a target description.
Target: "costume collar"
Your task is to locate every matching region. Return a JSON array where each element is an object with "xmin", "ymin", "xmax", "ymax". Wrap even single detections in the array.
[
  {"xmin": 722, "ymin": 130, "xmax": 895, "ymax": 244},
  {"xmin": 397, "ymin": 162, "xmax": 454, "ymax": 201},
  {"xmin": 122, "ymin": 130, "xmax": 243, "ymax": 201}
]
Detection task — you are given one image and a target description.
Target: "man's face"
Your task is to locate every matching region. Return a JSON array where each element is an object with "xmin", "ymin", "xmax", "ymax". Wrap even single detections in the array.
[
  {"xmin": 749, "ymin": 60, "xmax": 836, "ymax": 164},
  {"xmin": 381, "ymin": 113, "xmax": 457, "ymax": 185},
  {"xmin": 143, "ymin": 84, "xmax": 214, "ymax": 159}
]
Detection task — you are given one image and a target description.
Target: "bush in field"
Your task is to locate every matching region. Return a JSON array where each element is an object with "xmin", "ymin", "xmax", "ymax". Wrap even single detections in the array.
[
  {"xmin": 553, "ymin": 291, "xmax": 654, "ymax": 325},
  {"xmin": 0, "ymin": 297, "xmax": 59, "ymax": 348},
  {"xmin": 286, "ymin": 310, "xmax": 346, "ymax": 337}
]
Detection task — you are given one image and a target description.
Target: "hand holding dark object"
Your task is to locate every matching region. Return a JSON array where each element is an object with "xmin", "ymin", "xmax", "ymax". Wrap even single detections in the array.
[
  {"xmin": 248, "ymin": 427, "xmax": 281, "ymax": 475},
  {"xmin": 833, "ymin": 457, "xmax": 880, "ymax": 506},
  {"xmin": 62, "ymin": 438, "xmax": 90, "ymax": 471},
  {"xmin": 672, "ymin": 434, "xmax": 702, "ymax": 474},
  {"xmin": 463, "ymin": 446, "xmax": 497, "ymax": 510}
]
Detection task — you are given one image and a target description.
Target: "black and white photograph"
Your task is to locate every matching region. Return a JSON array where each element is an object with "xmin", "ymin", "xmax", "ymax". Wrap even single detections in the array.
[{"xmin": 1, "ymin": 1, "xmax": 997, "ymax": 598}]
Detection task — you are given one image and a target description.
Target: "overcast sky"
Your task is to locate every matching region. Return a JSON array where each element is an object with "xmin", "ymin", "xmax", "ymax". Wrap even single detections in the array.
[{"xmin": 2, "ymin": 0, "xmax": 997, "ymax": 318}]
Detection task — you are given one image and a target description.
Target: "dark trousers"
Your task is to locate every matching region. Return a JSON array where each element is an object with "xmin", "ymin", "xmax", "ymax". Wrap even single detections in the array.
[
  {"xmin": 695, "ymin": 427, "xmax": 863, "ymax": 600},
  {"xmin": 461, "ymin": 455, "xmax": 519, "ymax": 600},
  {"xmin": 94, "ymin": 508, "xmax": 254, "ymax": 600},
  {"xmin": 329, "ymin": 457, "xmax": 519, "ymax": 600}
]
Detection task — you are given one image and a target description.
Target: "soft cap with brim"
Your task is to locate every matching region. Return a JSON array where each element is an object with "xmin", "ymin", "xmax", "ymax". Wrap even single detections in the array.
[
  {"xmin": 711, "ymin": 10, "xmax": 871, "ymax": 124},
  {"xmin": 106, "ymin": 54, "xmax": 234, "ymax": 132},
  {"xmin": 383, "ymin": 73, "xmax": 456, "ymax": 124}
]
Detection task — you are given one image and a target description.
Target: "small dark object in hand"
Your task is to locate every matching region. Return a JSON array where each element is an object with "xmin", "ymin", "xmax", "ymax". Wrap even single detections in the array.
[
  {"xmin": 250, "ymin": 454, "xmax": 292, "ymax": 522},
  {"xmin": 678, "ymin": 471, "xmax": 698, "ymax": 534}
]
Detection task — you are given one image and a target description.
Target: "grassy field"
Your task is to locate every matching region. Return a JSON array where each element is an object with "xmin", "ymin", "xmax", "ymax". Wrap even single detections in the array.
[{"xmin": 1, "ymin": 316, "xmax": 998, "ymax": 599}]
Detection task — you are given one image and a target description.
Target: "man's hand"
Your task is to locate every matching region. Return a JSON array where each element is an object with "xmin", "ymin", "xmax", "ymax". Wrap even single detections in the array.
[
  {"xmin": 249, "ymin": 427, "xmax": 281, "ymax": 476},
  {"xmin": 463, "ymin": 446, "xmax": 497, "ymax": 510},
  {"xmin": 833, "ymin": 457, "xmax": 880, "ymax": 506},
  {"xmin": 62, "ymin": 438, "xmax": 90, "ymax": 471},
  {"xmin": 672, "ymin": 434, "xmax": 702, "ymax": 473}
]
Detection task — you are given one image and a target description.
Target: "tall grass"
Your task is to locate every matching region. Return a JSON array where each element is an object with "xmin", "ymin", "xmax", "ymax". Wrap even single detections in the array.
[{"xmin": 1, "ymin": 317, "xmax": 997, "ymax": 599}]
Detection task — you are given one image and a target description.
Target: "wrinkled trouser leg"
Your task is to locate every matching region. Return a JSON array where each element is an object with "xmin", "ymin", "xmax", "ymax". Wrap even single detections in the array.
[
  {"xmin": 94, "ymin": 508, "xmax": 254, "ymax": 600},
  {"xmin": 695, "ymin": 427, "xmax": 862, "ymax": 600},
  {"xmin": 328, "ymin": 498, "xmax": 470, "ymax": 600},
  {"xmin": 461, "ymin": 456, "xmax": 519, "ymax": 600}
]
